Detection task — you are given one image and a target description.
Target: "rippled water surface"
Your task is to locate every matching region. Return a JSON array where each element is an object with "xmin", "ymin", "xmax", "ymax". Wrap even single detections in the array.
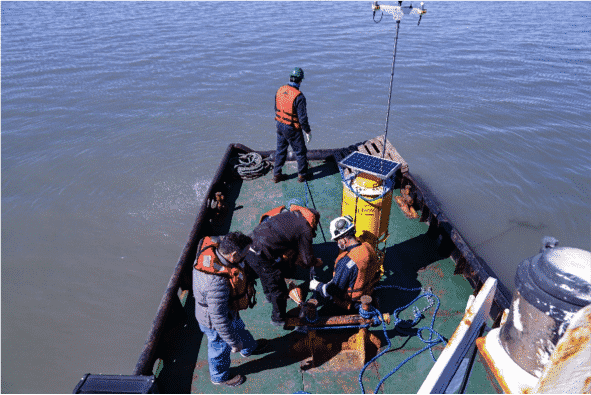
[{"xmin": 2, "ymin": 2, "xmax": 590, "ymax": 392}]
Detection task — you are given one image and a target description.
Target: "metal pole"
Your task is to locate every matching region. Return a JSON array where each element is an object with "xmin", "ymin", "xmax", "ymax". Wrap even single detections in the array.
[
  {"xmin": 382, "ymin": 19, "xmax": 401, "ymax": 159},
  {"xmin": 304, "ymin": 179, "xmax": 327, "ymax": 242}
]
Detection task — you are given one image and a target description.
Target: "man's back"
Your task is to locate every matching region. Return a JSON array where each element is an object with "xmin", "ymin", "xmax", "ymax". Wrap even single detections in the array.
[
  {"xmin": 193, "ymin": 268, "xmax": 230, "ymax": 328},
  {"xmin": 250, "ymin": 210, "xmax": 315, "ymax": 267}
]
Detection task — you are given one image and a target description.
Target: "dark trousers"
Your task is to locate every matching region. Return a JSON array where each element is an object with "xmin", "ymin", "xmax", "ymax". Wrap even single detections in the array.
[
  {"xmin": 275, "ymin": 122, "xmax": 308, "ymax": 177},
  {"xmin": 245, "ymin": 250, "xmax": 288, "ymax": 322}
]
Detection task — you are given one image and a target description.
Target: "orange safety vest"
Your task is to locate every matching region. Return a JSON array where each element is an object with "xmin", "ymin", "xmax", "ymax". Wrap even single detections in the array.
[
  {"xmin": 259, "ymin": 205, "xmax": 287, "ymax": 223},
  {"xmin": 259, "ymin": 204, "xmax": 317, "ymax": 230},
  {"xmin": 258, "ymin": 205, "xmax": 318, "ymax": 267},
  {"xmin": 333, "ymin": 242, "xmax": 380, "ymax": 309},
  {"xmin": 194, "ymin": 237, "xmax": 256, "ymax": 311},
  {"xmin": 275, "ymin": 85, "xmax": 301, "ymax": 129}
]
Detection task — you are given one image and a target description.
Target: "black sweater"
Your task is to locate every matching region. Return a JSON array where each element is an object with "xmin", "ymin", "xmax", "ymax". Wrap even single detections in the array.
[{"xmin": 249, "ymin": 210, "xmax": 316, "ymax": 267}]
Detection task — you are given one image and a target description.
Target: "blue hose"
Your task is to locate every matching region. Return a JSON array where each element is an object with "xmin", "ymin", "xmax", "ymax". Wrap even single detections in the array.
[
  {"xmin": 357, "ymin": 286, "xmax": 447, "ymax": 394},
  {"xmin": 297, "ymin": 286, "xmax": 446, "ymax": 393}
]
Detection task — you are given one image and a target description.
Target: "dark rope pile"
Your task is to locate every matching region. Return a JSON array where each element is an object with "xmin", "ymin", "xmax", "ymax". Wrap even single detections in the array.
[{"xmin": 232, "ymin": 152, "xmax": 273, "ymax": 180}]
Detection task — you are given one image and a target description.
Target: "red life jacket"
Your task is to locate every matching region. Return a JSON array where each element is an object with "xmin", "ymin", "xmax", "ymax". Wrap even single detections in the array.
[
  {"xmin": 275, "ymin": 85, "xmax": 301, "ymax": 129},
  {"xmin": 194, "ymin": 236, "xmax": 256, "ymax": 311},
  {"xmin": 333, "ymin": 241, "xmax": 380, "ymax": 309}
]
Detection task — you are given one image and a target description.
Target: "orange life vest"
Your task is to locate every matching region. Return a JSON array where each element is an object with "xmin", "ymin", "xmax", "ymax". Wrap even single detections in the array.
[
  {"xmin": 194, "ymin": 236, "xmax": 256, "ymax": 311},
  {"xmin": 259, "ymin": 204, "xmax": 318, "ymax": 230},
  {"xmin": 333, "ymin": 241, "xmax": 380, "ymax": 309},
  {"xmin": 275, "ymin": 85, "xmax": 301, "ymax": 129},
  {"xmin": 259, "ymin": 205, "xmax": 287, "ymax": 223},
  {"xmin": 258, "ymin": 205, "xmax": 318, "ymax": 267}
]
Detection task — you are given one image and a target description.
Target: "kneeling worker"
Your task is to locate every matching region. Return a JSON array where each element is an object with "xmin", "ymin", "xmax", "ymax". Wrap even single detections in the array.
[
  {"xmin": 193, "ymin": 232, "xmax": 268, "ymax": 387},
  {"xmin": 309, "ymin": 215, "xmax": 381, "ymax": 313},
  {"xmin": 246, "ymin": 205, "xmax": 322, "ymax": 326}
]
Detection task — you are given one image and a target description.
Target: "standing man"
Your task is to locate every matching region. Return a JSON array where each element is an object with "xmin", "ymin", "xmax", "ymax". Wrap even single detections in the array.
[
  {"xmin": 245, "ymin": 205, "xmax": 322, "ymax": 326},
  {"xmin": 193, "ymin": 232, "xmax": 268, "ymax": 387},
  {"xmin": 309, "ymin": 216, "xmax": 381, "ymax": 314},
  {"xmin": 274, "ymin": 67, "xmax": 312, "ymax": 183}
]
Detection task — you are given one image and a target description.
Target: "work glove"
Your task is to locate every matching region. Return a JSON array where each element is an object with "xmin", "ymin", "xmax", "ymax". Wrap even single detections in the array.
[
  {"xmin": 309, "ymin": 279, "xmax": 320, "ymax": 291},
  {"xmin": 231, "ymin": 341, "xmax": 243, "ymax": 353},
  {"xmin": 305, "ymin": 132, "xmax": 312, "ymax": 144}
]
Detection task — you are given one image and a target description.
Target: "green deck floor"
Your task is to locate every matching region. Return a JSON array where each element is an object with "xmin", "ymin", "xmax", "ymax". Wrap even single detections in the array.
[{"xmin": 158, "ymin": 159, "xmax": 499, "ymax": 394}]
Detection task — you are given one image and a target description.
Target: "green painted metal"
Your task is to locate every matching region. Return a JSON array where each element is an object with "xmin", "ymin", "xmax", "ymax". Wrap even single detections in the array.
[{"xmin": 154, "ymin": 159, "xmax": 499, "ymax": 393}]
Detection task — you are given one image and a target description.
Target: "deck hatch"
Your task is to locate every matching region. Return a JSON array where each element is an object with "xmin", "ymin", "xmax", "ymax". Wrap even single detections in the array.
[{"xmin": 338, "ymin": 151, "xmax": 401, "ymax": 180}]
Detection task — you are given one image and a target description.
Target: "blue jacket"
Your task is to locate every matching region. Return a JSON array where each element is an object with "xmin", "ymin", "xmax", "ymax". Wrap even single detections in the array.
[{"xmin": 316, "ymin": 243, "xmax": 361, "ymax": 300}]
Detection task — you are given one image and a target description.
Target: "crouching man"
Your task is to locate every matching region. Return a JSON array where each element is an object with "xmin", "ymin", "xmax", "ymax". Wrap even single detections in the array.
[
  {"xmin": 309, "ymin": 216, "xmax": 381, "ymax": 314},
  {"xmin": 245, "ymin": 205, "xmax": 322, "ymax": 326},
  {"xmin": 193, "ymin": 232, "xmax": 268, "ymax": 387}
]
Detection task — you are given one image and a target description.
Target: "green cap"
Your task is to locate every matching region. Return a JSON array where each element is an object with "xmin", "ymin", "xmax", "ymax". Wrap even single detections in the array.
[{"xmin": 290, "ymin": 67, "xmax": 304, "ymax": 80}]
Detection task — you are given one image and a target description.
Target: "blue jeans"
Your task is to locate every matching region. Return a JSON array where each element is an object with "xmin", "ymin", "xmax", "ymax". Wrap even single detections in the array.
[
  {"xmin": 275, "ymin": 122, "xmax": 308, "ymax": 177},
  {"xmin": 198, "ymin": 316, "xmax": 257, "ymax": 383}
]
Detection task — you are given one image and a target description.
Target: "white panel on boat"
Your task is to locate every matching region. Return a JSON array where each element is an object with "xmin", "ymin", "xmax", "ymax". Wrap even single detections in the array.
[{"xmin": 418, "ymin": 277, "xmax": 497, "ymax": 394}]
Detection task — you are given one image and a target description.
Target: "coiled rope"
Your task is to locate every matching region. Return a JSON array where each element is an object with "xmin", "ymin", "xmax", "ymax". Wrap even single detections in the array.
[{"xmin": 232, "ymin": 152, "xmax": 273, "ymax": 180}]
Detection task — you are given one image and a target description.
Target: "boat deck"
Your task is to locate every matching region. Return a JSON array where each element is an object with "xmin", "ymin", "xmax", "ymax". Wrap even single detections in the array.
[{"xmin": 151, "ymin": 153, "xmax": 499, "ymax": 393}]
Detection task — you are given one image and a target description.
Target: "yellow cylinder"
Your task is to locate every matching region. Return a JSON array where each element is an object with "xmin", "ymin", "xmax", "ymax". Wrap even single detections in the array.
[{"xmin": 341, "ymin": 172, "xmax": 392, "ymax": 242}]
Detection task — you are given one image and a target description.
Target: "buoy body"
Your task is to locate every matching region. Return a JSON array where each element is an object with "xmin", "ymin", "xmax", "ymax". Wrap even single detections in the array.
[{"xmin": 341, "ymin": 172, "xmax": 392, "ymax": 242}]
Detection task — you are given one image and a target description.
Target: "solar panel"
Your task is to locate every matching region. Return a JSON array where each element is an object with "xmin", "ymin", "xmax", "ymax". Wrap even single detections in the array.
[{"xmin": 338, "ymin": 151, "xmax": 401, "ymax": 180}]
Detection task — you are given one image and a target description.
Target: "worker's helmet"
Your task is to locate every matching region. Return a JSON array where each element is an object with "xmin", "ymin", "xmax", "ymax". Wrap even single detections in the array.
[
  {"xmin": 330, "ymin": 215, "xmax": 355, "ymax": 240},
  {"xmin": 290, "ymin": 67, "xmax": 304, "ymax": 81}
]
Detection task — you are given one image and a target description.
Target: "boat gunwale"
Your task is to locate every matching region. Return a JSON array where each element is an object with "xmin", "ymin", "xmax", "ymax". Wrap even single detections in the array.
[
  {"xmin": 132, "ymin": 140, "xmax": 511, "ymax": 379},
  {"xmin": 132, "ymin": 143, "xmax": 350, "ymax": 375}
]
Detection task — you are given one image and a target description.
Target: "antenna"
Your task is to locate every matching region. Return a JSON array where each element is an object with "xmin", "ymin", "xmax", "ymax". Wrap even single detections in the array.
[
  {"xmin": 372, "ymin": 2, "xmax": 427, "ymax": 160},
  {"xmin": 373, "ymin": 1, "xmax": 427, "ymax": 25}
]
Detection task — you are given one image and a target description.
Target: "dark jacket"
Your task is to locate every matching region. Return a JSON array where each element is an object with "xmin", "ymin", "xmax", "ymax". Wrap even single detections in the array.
[
  {"xmin": 316, "ymin": 244, "xmax": 360, "ymax": 300},
  {"xmin": 274, "ymin": 82, "xmax": 311, "ymax": 134},
  {"xmin": 249, "ymin": 210, "xmax": 316, "ymax": 268},
  {"xmin": 192, "ymin": 249, "xmax": 242, "ymax": 348}
]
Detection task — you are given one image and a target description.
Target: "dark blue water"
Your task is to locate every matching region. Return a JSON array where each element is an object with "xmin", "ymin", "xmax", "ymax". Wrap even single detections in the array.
[{"xmin": 2, "ymin": 2, "xmax": 590, "ymax": 392}]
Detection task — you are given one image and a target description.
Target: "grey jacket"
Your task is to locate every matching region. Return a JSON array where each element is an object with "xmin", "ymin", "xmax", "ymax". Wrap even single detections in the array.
[{"xmin": 192, "ymin": 250, "xmax": 241, "ymax": 348}]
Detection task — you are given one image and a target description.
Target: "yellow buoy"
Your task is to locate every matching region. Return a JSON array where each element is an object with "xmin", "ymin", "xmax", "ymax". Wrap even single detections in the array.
[{"xmin": 341, "ymin": 172, "xmax": 392, "ymax": 244}]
